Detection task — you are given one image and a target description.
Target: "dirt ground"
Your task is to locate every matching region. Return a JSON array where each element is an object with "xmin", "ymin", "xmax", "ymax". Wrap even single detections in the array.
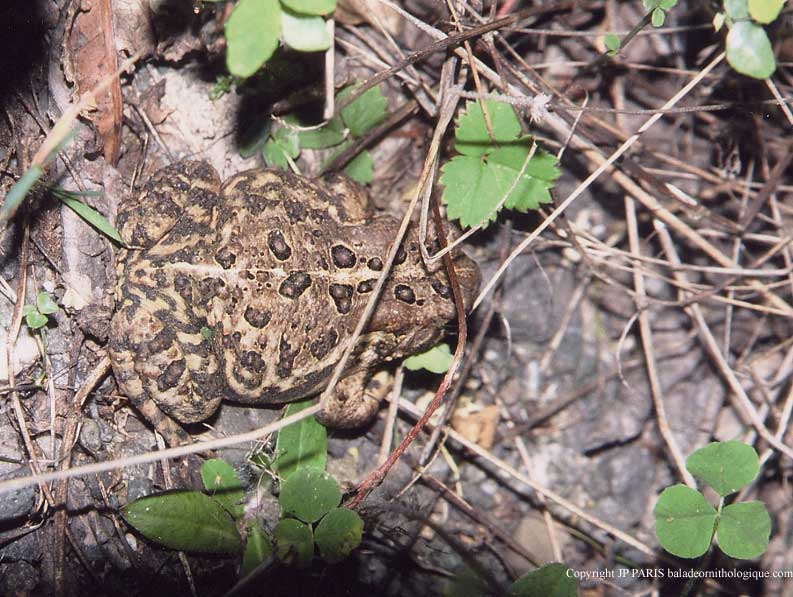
[{"xmin": 0, "ymin": 0, "xmax": 792, "ymax": 595}]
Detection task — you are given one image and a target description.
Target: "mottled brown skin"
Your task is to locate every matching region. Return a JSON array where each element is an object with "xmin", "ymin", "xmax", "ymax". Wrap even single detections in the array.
[{"xmin": 109, "ymin": 161, "xmax": 480, "ymax": 446}]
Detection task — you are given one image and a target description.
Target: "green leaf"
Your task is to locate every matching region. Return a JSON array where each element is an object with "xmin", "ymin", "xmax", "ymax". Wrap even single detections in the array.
[
  {"xmin": 201, "ymin": 459, "xmax": 245, "ymax": 519},
  {"xmin": 282, "ymin": 10, "xmax": 331, "ymax": 52},
  {"xmin": 24, "ymin": 308, "xmax": 48, "ymax": 330},
  {"xmin": 272, "ymin": 399, "xmax": 327, "ymax": 480},
  {"xmin": 685, "ymin": 441, "xmax": 759, "ymax": 497},
  {"xmin": 724, "ymin": 0, "xmax": 749, "ymax": 19},
  {"xmin": 225, "ymin": 0, "xmax": 282, "ymax": 78},
  {"xmin": 274, "ymin": 518, "xmax": 314, "ymax": 566},
  {"xmin": 713, "ymin": 12, "xmax": 726, "ymax": 31},
  {"xmin": 726, "ymin": 21, "xmax": 776, "ymax": 79},
  {"xmin": 313, "ymin": 507, "xmax": 364, "ymax": 563},
  {"xmin": 122, "ymin": 490, "xmax": 242, "ymax": 554},
  {"xmin": 241, "ymin": 521, "xmax": 273, "ymax": 576},
  {"xmin": 508, "ymin": 563, "xmax": 577, "ymax": 597},
  {"xmin": 281, "ymin": 0, "xmax": 336, "ymax": 16},
  {"xmin": 454, "ymin": 99, "xmax": 522, "ymax": 156},
  {"xmin": 36, "ymin": 292, "xmax": 58, "ymax": 315},
  {"xmin": 404, "ymin": 343, "xmax": 454, "ymax": 374},
  {"xmin": 651, "ymin": 7, "xmax": 666, "ymax": 27},
  {"xmin": 439, "ymin": 146, "xmax": 557, "ymax": 229},
  {"xmin": 717, "ymin": 501, "xmax": 771, "ymax": 559},
  {"xmin": 279, "ymin": 468, "xmax": 341, "ymax": 523},
  {"xmin": 748, "ymin": 0, "xmax": 783, "ymax": 23},
  {"xmin": 52, "ymin": 189, "xmax": 125, "ymax": 245},
  {"xmin": 343, "ymin": 150, "xmax": 374, "ymax": 184},
  {"xmin": 654, "ymin": 484, "xmax": 717, "ymax": 558},
  {"xmin": 604, "ymin": 33, "xmax": 620, "ymax": 54},
  {"xmin": 659, "ymin": 0, "xmax": 677, "ymax": 8},
  {"xmin": 339, "ymin": 85, "xmax": 388, "ymax": 137},
  {"xmin": 299, "ymin": 117, "xmax": 346, "ymax": 149},
  {"xmin": 263, "ymin": 125, "xmax": 300, "ymax": 168},
  {"xmin": 263, "ymin": 140, "xmax": 292, "ymax": 169}
]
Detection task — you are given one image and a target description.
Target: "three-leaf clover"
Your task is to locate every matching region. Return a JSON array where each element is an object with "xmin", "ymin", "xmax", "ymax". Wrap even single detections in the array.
[
  {"xmin": 23, "ymin": 292, "xmax": 59, "ymax": 330},
  {"xmin": 654, "ymin": 441, "xmax": 771, "ymax": 559}
]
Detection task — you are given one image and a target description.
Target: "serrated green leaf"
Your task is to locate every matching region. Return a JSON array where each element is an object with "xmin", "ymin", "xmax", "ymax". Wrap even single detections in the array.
[
  {"xmin": 651, "ymin": 7, "xmax": 666, "ymax": 27},
  {"xmin": 508, "ymin": 563, "xmax": 577, "ymax": 597},
  {"xmin": 201, "ymin": 459, "xmax": 245, "ymax": 519},
  {"xmin": 281, "ymin": 0, "xmax": 335, "ymax": 15},
  {"xmin": 282, "ymin": 10, "xmax": 331, "ymax": 52},
  {"xmin": 717, "ymin": 501, "xmax": 771, "ymax": 559},
  {"xmin": 343, "ymin": 150, "xmax": 374, "ymax": 184},
  {"xmin": 724, "ymin": 0, "xmax": 749, "ymax": 19},
  {"xmin": 686, "ymin": 441, "xmax": 759, "ymax": 497},
  {"xmin": 36, "ymin": 292, "xmax": 58, "ymax": 315},
  {"xmin": 439, "ymin": 147, "xmax": 557, "ymax": 229},
  {"xmin": 241, "ymin": 521, "xmax": 273, "ymax": 576},
  {"xmin": 225, "ymin": 0, "xmax": 282, "ymax": 78},
  {"xmin": 654, "ymin": 484, "xmax": 717, "ymax": 558},
  {"xmin": 454, "ymin": 99, "xmax": 522, "ymax": 156},
  {"xmin": 404, "ymin": 343, "xmax": 453, "ymax": 374},
  {"xmin": 748, "ymin": 0, "xmax": 783, "ymax": 23},
  {"xmin": 299, "ymin": 117, "xmax": 346, "ymax": 149},
  {"xmin": 122, "ymin": 490, "xmax": 242, "ymax": 554},
  {"xmin": 726, "ymin": 21, "xmax": 776, "ymax": 79},
  {"xmin": 24, "ymin": 310, "xmax": 48, "ymax": 330},
  {"xmin": 279, "ymin": 468, "xmax": 340, "ymax": 523},
  {"xmin": 339, "ymin": 85, "xmax": 388, "ymax": 137},
  {"xmin": 272, "ymin": 399, "xmax": 327, "ymax": 480},
  {"xmin": 274, "ymin": 518, "xmax": 314, "ymax": 566},
  {"xmin": 54, "ymin": 190, "xmax": 125, "ymax": 245},
  {"xmin": 314, "ymin": 507, "xmax": 364, "ymax": 563}
]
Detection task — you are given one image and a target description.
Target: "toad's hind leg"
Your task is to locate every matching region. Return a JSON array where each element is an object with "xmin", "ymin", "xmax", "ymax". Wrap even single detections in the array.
[{"xmin": 109, "ymin": 300, "xmax": 223, "ymax": 447}]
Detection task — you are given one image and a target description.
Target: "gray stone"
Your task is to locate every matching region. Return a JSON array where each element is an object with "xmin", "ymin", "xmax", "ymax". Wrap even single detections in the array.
[{"xmin": 0, "ymin": 467, "xmax": 36, "ymax": 523}]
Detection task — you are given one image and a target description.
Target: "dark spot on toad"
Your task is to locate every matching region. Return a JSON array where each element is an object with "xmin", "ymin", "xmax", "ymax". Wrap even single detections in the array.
[
  {"xmin": 157, "ymin": 359, "xmax": 185, "ymax": 391},
  {"xmin": 278, "ymin": 272, "xmax": 311, "ymax": 299},
  {"xmin": 331, "ymin": 244, "xmax": 356, "ymax": 268},
  {"xmin": 174, "ymin": 273, "xmax": 192, "ymax": 302},
  {"xmin": 214, "ymin": 246, "xmax": 236, "ymax": 269},
  {"xmin": 277, "ymin": 336, "xmax": 299, "ymax": 378},
  {"xmin": 241, "ymin": 350, "xmax": 266, "ymax": 373},
  {"xmin": 394, "ymin": 246, "xmax": 407, "ymax": 265},
  {"xmin": 309, "ymin": 329, "xmax": 339, "ymax": 360},
  {"xmin": 394, "ymin": 284, "xmax": 416, "ymax": 304},
  {"xmin": 267, "ymin": 230, "xmax": 292, "ymax": 261},
  {"xmin": 430, "ymin": 279, "xmax": 452, "ymax": 300},
  {"xmin": 329, "ymin": 283, "xmax": 354, "ymax": 314},
  {"xmin": 367, "ymin": 257, "xmax": 383, "ymax": 271},
  {"xmin": 244, "ymin": 306, "xmax": 272, "ymax": 328},
  {"xmin": 357, "ymin": 279, "xmax": 376, "ymax": 293}
]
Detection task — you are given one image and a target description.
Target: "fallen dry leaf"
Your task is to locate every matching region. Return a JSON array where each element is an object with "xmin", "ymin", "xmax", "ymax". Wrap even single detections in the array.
[
  {"xmin": 451, "ymin": 403, "xmax": 499, "ymax": 449},
  {"xmin": 67, "ymin": 0, "xmax": 123, "ymax": 164}
]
